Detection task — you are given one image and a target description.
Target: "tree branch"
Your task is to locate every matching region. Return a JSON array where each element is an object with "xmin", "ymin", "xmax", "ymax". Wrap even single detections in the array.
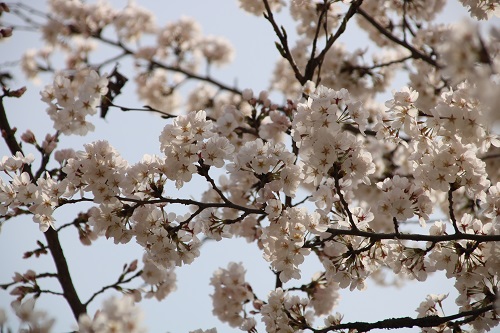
[
  {"xmin": 311, "ymin": 305, "xmax": 493, "ymax": 332},
  {"xmin": 321, "ymin": 228, "xmax": 500, "ymax": 243},
  {"xmin": 262, "ymin": 0, "xmax": 304, "ymax": 84},
  {"xmin": 305, "ymin": 0, "xmax": 364, "ymax": 83}
]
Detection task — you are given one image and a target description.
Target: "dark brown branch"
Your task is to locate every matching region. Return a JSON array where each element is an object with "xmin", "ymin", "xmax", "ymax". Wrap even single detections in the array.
[
  {"xmin": 100, "ymin": 100, "xmax": 176, "ymax": 119},
  {"xmin": 116, "ymin": 196, "xmax": 263, "ymax": 216},
  {"xmin": 197, "ymin": 159, "xmax": 231, "ymax": 205},
  {"xmin": 37, "ymin": 289, "xmax": 64, "ymax": 297},
  {"xmin": 311, "ymin": 305, "xmax": 493, "ymax": 332},
  {"xmin": 1, "ymin": 272, "xmax": 59, "ymax": 289},
  {"xmin": 480, "ymin": 153, "xmax": 500, "ymax": 161},
  {"xmin": 43, "ymin": 226, "xmax": 87, "ymax": 318},
  {"xmin": 322, "ymin": 228, "xmax": 500, "ymax": 243}
]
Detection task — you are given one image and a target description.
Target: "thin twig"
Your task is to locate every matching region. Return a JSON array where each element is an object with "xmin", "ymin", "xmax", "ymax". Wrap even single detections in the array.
[
  {"xmin": 262, "ymin": 0, "xmax": 304, "ymax": 84},
  {"xmin": 332, "ymin": 164, "xmax": 358, "ymax": 231},
  {"xmin": 96, "ymin": 35, "xmax": 242, "ymax": 95},
  {"xmin": 357, "ymin": 7, "xmax": 440, "ymax": 68},
  {"xmin": 84, "ymin": 270, "xmax": 142, "ymax": 306}
]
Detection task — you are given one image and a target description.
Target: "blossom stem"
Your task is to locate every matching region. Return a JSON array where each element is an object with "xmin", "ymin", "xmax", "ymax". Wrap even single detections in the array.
[
  {"xmin": 448, "ymin": 186, "xmax": 461, "ymax": 234},
  {"xmin": 332, "ymin": 164, "xmax": 358, "ymax": 231}
]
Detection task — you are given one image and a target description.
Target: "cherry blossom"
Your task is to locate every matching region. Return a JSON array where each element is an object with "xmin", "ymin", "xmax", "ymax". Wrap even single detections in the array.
[{"xmin": 1, "ymin": 1, "xmax": 499, "ymax": 332}]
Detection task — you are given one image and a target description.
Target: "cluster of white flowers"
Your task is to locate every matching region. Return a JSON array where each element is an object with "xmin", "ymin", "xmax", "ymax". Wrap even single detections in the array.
[
  {"xmin": 379, "ymin": 86, "xmax": 420, "ymax": 138},
  {"xmin": 482, "ymin": 182, "xmax": 500, "ymax": 225},
  {"xmin": 41, "ymin": 70, "xmax": 108, "ymax": 136},
  {"xmin": 3, "ymin": 0, "xmax": 500, "ymax": 332},
  {"xmin": 459, "ymin": 0, "xmax": 500, "ymax": 19},
  {"xmin": 9, "ymin": 297, "xmax": 55, "ymax": 333},
  {"xmin": 260, "ymin": 288, "xmax": 313, "ymax": 333},
  {"xmin": 292, "ymin": 84, "xmax": 374, "ymax": 188},
  {"xmin": 377, "ymin": 175, "xmax": 432, "ymax": 225},
  {"xmin": 20, "ymin": 47, "xmax": 52, "ymax": 81},
  {"xmin": 290, "ymin": 1, "xmax": 341, "ymax": 38},
  {"xmin": 140, "ymin": 255, "xmax": 177, "ymax": 301},
  {"xmin": 63, "ymin": 140, "xmax": 127, "ymax": 204},
  {"xmin": 413, "ymin": 138, "xmax": 490, "ymax": 198},
  {"xmin": 113, "ymin": 1, "xmax": 156, "ymax": 42},
  {"xmin": 77, "ymin": 295, "xmax": 145, "ymax": 333},
  {"xmin": 320, "ymin": 236, "xmax": 373, "ymax": 291},
  {"xmin": 308, "ymin": 274, "xmax": 340, "ymax": 316},
  {"xmin": 134, "ymin": 69, "xmax": 182, "ymax": 113},
  {"xmin": 159, "ymin": 110, "xmax": 234, "ymax": 187},
  {"xmin": 415, "ymin": 294, "xmax": 449, "ymax": 332},
  {"xmin": 262, "ymin": 207, "xmax": 325, "ymax": 282},
  {"xmin": 199, "ymin": 36, "xmax": 235, "ymax": 67},
  {"xmin": 47, "ymin": 0, "xmax": 115, "ymax": 36},
  {"xmin": 377, "ymin": 83, "xmax": 497, "ymax": 208},
  {"xmin": 454, "ymin": 259, "xmax": 500, "ymax": 332},
  {"xmin": 0, "ymin": 152, "xmax": 71, "ymax": 231},
  {"xmin": 210, "ymin": 262, "xmax": 255, "ymax": 330},
  {"xmin": 430, "ymin": 84, "xmax": 489, "ymax": 146},
  {"xmin": 238, "ymin": 0, "xmax": 285, "ymax": 16},
  {"xmin": 132, "ymin": 205, "xmax": 201, "ymax": 268},
  {"xmin": 229, "ymin": 138, "xmax": 300, "ymax": 200},
  {"xmin": 157, "ymin": 16, "xmax": 202, "ymax": 58}
]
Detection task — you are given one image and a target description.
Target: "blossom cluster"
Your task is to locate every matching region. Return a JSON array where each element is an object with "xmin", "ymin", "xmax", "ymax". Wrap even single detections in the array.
[
  {"xmin": 77, "ymin": 295, "xmax": 145, "ymax": 333},
  {"xmin": 210, "ymin": 262, "xmax": 256, "ymax": 330},
  {"xmin": 0, "ymin": 152, "xmax": 64, "ymax": 232},
  {"xmin": 292, "ymin": 84, "xmax": 374, "ymax": 189},
  {"xmin": 262, "ymin": 207, "xmax": 326, "ymax": 283},
  {"xmin": 377, "ymin": 175, "xmax": 432, "ymax": 224},
  {"xmin": 40, "ymin": 70, "xmax": 108, "ymax": 136}
]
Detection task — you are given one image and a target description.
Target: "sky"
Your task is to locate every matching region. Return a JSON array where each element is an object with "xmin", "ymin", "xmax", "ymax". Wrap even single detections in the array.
[{"xmin": 1, "ymin": 1, "xmax": 499, "ymax": 332}]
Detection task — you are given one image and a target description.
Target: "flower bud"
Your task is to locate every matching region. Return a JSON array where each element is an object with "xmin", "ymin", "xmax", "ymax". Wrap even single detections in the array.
[
  {"xmin": 0, "ymin": 27, "xmax": 12, "ymax": 38},
  {"xmin": 21, "ymin": 130, "xmax": 36, "ymax": 144},
  {"xmin": 242, "ymin": 88, "xmax": 253, "ymax": 101}
]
